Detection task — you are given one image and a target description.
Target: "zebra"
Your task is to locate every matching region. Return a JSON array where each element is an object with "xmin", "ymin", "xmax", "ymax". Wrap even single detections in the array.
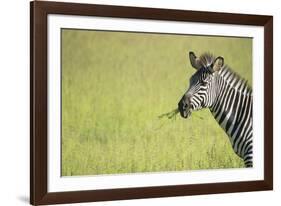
[{"xmin": 178, "ymin": 51, "xmax": 253, "ymax": 167}]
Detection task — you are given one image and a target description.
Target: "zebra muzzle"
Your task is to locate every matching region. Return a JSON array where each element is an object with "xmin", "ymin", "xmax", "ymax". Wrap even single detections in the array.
[{"xmin": 178, "ymin": 99, "xmax": 190, "ymax": 118}]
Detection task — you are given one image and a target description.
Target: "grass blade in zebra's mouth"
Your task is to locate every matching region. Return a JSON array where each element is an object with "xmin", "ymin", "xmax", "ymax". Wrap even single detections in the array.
[{"xmin": 158, "ymin": 108, "xmax": 179, "ymax": 119}]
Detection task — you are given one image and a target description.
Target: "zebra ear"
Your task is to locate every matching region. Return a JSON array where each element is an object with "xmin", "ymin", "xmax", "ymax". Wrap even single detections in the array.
[
  {"xmin": 212, "ymin": 56, "xmax": 224, "ymax": 72},
  {"xmin": 189, "ymin": 52, "xmax": 201, "ymax": 70}
]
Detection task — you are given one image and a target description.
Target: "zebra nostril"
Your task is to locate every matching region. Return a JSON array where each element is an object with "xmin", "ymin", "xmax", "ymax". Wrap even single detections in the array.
[{"xmin": 183, "ymin": 102, "xmax": 188, "ymax": 110}]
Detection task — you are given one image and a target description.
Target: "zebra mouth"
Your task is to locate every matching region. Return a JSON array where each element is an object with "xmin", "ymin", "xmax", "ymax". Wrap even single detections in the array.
[
  {"xmin": 178, "ymin": 103, "xmax": 192, "ymax": 119},
  {"xmin": 179, "ymin": 109, "xmax": 191, "ymax": 118},
  {"xmin": 178, "ymin": 98, "xmax": 192, "ymax": 119}
]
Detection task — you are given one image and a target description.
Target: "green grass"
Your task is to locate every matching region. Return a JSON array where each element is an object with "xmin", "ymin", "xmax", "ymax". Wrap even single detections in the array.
[{"xmin": 61, "ymin": 29, "xmax": 252, "ymax": 176}]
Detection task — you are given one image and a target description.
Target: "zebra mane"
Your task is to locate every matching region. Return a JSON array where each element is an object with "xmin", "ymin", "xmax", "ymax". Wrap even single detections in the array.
[
  {"xmin": 198, "ymin": 52, "xmax": 216, "ymax": 67},
  {"xmin": 198, "ymin": 52, "xmax": 252, "ymax": 94}
]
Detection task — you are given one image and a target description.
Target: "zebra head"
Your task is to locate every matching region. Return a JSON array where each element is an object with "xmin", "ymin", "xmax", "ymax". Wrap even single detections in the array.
[{"xmin": 178, "ymin": 52, "xmax": 224, "ymax": 118}]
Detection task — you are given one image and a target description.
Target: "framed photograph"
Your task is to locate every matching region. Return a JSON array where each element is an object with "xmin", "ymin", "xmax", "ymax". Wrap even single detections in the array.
[{"xmin": 30, "ymin": 1, "xmax": 273, "ymax": 205}]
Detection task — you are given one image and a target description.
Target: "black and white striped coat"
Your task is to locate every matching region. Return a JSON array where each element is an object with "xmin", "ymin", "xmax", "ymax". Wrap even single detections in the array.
[{"xmin": 178, "ymin": 52, "xmax": 253, "ymax": 167}]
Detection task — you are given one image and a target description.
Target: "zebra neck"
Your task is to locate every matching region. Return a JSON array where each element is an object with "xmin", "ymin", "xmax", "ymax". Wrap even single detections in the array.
[{"xmin": 209, "ymin": 69, "xmax": 252, "ymax": 138}]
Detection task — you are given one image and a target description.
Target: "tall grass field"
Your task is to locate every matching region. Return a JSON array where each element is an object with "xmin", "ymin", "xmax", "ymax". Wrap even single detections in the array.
[{"xmin": 61, "ymin": 29, "xmax": 252, "ymax": 176}]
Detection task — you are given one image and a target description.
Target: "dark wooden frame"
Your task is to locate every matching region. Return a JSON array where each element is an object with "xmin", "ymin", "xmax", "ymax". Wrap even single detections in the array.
[{"xmin": 30, "ymin": 1, "xmax": 273, "ymax": 205}]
